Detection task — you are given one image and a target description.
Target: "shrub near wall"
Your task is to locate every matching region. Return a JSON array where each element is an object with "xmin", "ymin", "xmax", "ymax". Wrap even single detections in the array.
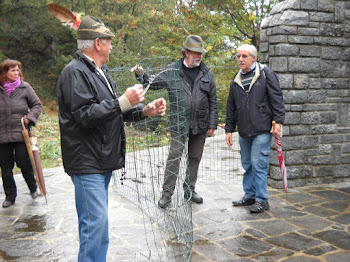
[{"xmin": 261, "ymin": 0, "xmax": 350, "ymax": 188}]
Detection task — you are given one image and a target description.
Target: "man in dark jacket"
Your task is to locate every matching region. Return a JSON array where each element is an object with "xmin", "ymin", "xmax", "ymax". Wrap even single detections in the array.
[
  {"xmin": 131, "ymin": 35, "xmax": 218, "ymax": 208},
  {"xmin": 56, "ymin": 16, "xmax": 166, "ymax": 262},
  {"xmin": 225, "ymin": 44, "xmax": 285, "ymax": 213}
]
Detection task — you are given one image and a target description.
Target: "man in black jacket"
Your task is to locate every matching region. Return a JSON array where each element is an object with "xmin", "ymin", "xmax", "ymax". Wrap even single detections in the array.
[
  {"xmin": 131, "ymin": 35, "xmax": 218, "ymax": 208},
  {"xmin": 56, "ymin": 16, "xmax": 166, "ymax": 262},
  {"xmin": 225, "ymin": 44, "xmax": 285, "ymax": 213}
]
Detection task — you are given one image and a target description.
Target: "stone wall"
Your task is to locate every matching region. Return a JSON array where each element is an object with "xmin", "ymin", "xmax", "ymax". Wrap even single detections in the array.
[{"xmin": 261, "ymin": 0, "xmax": 350, "ymax": 188}]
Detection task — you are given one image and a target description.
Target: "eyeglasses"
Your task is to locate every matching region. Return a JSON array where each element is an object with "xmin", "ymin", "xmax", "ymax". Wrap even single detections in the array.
[{"xmin": 235, "ymin": 54, "xmax": 249, "ymax": 59}]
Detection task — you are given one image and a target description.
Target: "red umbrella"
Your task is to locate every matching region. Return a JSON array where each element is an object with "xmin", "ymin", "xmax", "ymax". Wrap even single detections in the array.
[
  {"xmin": 21, "ymin": 117, "xmax": 47, "ymax": 203},
  {"xmin": 272, "ymin": 121, "xmax": 288, "ymax": 193}
]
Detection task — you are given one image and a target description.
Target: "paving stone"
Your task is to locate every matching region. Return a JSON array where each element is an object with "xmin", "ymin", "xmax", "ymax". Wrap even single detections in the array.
[
  {"xmin": 325, "ymin": 251, "xmax": 350, "ymax": 262},
  {"xmin": 218, "ymin": 235, "xmax": 273, "ymax": 257},
  {"xmin": 280, "ymin": 192, "xmax": 320, "ymax": 204},
  {"xmin": 302, "ymin": 205, "xmax": 339, "ymax": 217},
  {"xmin": 313, "ymin": 230, "xmax": 350, "ymax": 250},
  {"xmin": 193, "ymin": 220, "xmax": 244, "ymax": 241},
  {"xmin": 246, "ymin": 219, "xmax": 297, "ymax": 237},
  {"xmin": 286, "ymin": 215, "xmax": 333, "ymax": 232},
  {"xmin": 245, "ymin": 228, "xmax": 267, "ymax": 239},
  {"xmin": 252, "ymin": 247, "xmax": 294, "ymax": 261},
  {"xmin": 330, "ymin": 213, "xmax": 350, "ymax": 225},
  {"xmin": 282, "ymin": 255, "xmax": 321, "ymax": 261},
  {"xmin": 303, "ymin": 245, "xmax": 336, "ymax": 256},
  {"xmin": 320, "ymin": 200, "xmax": 350, "ymax": 212},
  {"xmin": 310, "ymin": 190, "xmax": 350, "ymax": 201},
  {"xmin": 268, "ymin": 206, "xmax": 307, "ymax": 219},
  {"xmin": 192, "ymin": 240, "xmax": 238, "ymax": 261},
  {"xmin": 265, "ymin": 232, "xmax": 322, "ymax": 251},
  {"xmin": 338, "ymin": 187, "xmax": 350, "ymax": 194}
]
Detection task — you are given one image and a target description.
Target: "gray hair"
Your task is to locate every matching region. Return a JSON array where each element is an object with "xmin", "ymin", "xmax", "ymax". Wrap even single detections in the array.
[
  {"xmin": 77, "ymin": 39, "xmax": 109, "ymax": 52},
  {"xmin": 237, "ymin": 44, "xmax": 257, "ymax": 58}
]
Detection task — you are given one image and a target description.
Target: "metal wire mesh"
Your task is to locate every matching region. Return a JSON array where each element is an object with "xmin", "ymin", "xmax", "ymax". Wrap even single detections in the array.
[{"xmin": 109, "ymin": 58, "xmax": 243, "ymax": 261}]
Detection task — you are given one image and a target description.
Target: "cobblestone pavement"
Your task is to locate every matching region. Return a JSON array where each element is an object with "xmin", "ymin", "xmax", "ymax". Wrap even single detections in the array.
[{"xmin": 0, "ymin": 165, "xmax": 349, "ymax": 261}]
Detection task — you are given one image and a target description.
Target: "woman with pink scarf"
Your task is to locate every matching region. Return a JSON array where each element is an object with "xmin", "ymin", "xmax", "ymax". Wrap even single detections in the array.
[{"xmin": 0, "ymin": 59, "xmax": 42, "ymax": 208}]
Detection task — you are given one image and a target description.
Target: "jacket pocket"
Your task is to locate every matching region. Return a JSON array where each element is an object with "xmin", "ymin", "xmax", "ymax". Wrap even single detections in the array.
[{"xmin": 197, "ymin": 109, "xmax": 209, "ymax": 129}]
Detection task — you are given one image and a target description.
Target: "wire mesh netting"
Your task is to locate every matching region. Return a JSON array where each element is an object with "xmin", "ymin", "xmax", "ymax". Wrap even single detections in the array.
[{"xmin": 109, "ymin": 57, "xmax": 243, "ymax": 261}]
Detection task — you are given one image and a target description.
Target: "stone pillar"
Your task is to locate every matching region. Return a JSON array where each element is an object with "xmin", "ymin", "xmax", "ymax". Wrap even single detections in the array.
[{"xmin": 261, "ymin": 0, "xmax": 350, "ymax": 188}]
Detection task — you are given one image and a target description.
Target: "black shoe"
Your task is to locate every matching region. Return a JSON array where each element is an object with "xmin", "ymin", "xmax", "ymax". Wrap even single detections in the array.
[
  {"xmin": 31, "ymin": 191, "xmax": 38, "ymax": 199},
  {"xmin": 158, "ymin": 195, "xmax": 171, "ymax": 208},
  {"xmin": 232, "ymin": 197, "xmax": 255, "ymax": 206},
  {"xmin": 249, "ymin": 201, "xmax": 270, "ymax": 213},
  {"xmin": 184, "ymin": 191, "xmax": 203, "ymax": 204},
  {"xmin": 2, "ymin": 200, "xmax": 14, "ymax": 208}
]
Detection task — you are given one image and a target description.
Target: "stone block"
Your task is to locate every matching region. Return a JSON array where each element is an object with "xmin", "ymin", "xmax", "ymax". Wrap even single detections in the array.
[
  {"xmin": 321, "ymin": 78, "xmax": 337, "ymax": 89},
  {"xmin": 342, "ymin": 143, "xmax": 350, "ymax": 153},
  {"xmin": 275, "ymin": 44, "xmax": 299, "ymax": 56},
  {"xmin": 261, "ymin": 16, "xmax": 273, "ymax": 29},
  {"xmin": 289, "ymin": 58, "xmax": 319, "ymax": 73},
  {"xmin": 300, "ymin": 165, "xmax": 312, "ymax": 178},
  {"xmin": 338, "ymin": 104, "xmax": 349, "ymax": 127},
  {"xmin": 321, "ymin": 47, "xmax": 344, "ymax": 60},
  {"xmin": 341, "ymin": 155, "xmax": 350, "ymax": 164},
  {"xmin": 317, "ymin": 166, "xmax": 334, "ymax": 177},
  {"xmin": 310, "ymin": 12, "xmax": 334, "ymax": 22},
  {"xmin": 290, "ymin": 105, "xmax": 304, "ymax": 111},
  {"xmin": 311, "ymin": 125, "xmax": 337, "ymax": 135},
  {"xmin": 279, "ymin": 11, "xmax": 309, "ymax": 26},
  {"xmin": 314, "ymin": 37, "xmax": 350, "ymax": 47},
  {"xmin": 288, "ymin": 36, "xmax": 314, "ymax": 44},
  {"xmin": 290, "ymin": 125, "xmax": 310, "ymax": 135},
  {"xmin": 320, "ymin": 135, "xmax": 344, "ymax": 144},
  {"xmin": 312, "ymin": 156, "xmax": 331, "ymax": 165},
  {"xmin": 303, "ymin": 136, "xmax": 319, "ymax": 149},
  {"xmin": 334, "ymin": 165, "xmax": 349, "ymax": 177},
  {"xmin": 271, "ymin": 26, "xmax": 298, "ymax": 35},
  {"xmin": 260, "ymin": 29, "xmax": 268, "ymax": 42},
  {"xmin": 308, "ymin": 90, "xmax": 327, "ymax": 103},
  {"xmin": 331, "ymin": 145, "xmax": 342, "ymax": 164},
  {"xmin": 301, "ymin": 112, "xmax": 320, "ymax": 125},
  {"xmin": 282, "ymin": 136, "xmax": 303, "ymax": 150},
  {"xmin": 270, "ymin": 57, "xmax": 288, "ymax": 72},
  {"xmin": 283, "ymin": 90, "xmax": 308, "ymax": 104},
  {"xmin": 260, "ymin": 42, "xmax": 269, "ymax": 53},
  {"xmin": 269, "ymin": 35, "xmax": 288, "ymax": 44},
  {"xmin": 309, "ymin": 22, "xmax": 320, "ymax": 28},
  {"xmin": 294, "ymin": 74, "xmax": 309, "ymax": 89},
  {"xmin": 299, "ymin": 28, "xmax": 319, "ymax": 36},
  {"xmin": 319, "ymin": 112, "xmax": 337, "ymax": 124},
  {"xmin": 301, "ymin": 0, "xmax": 317, "ymax": 10},
  {"xmin": 321, "ymin": 61, "xmax": 350, "ymax": 78},
  {"xmin": 305, "ymin": 149, "xmax": 319, "ymax": 156},
  {"xmin": 335, "ymin": 1, "xmax": 345, "ymax": 23},
  {"xmin": 320, "ymin": 23, "xmax": 344, "ymax": 37},
  {"xmin": 309, "ymin": 78, "xmax": 321, "ymax": 89},
  {"xmin": 304, "ymin": 104, "xmax": 338, "ymax": 112},
  {"xmin": 278, "ymin": 74, "xmax": 294, "ymax": 89},
  {"xmin": 300, "ymin": 45, "xmax": 320, "ymax": 57},
  {"xmin": 284, "ymin": 112, "xmax": 300, "ymax": 125},
  {"xmin": 318, "ymin": 0, "xmax": 335, "ymax": 12},
  {"xmin": 320, "ymin": 144, "xmax": 332, "ymax": 154},
  {"xmin": 271, "ymin": 0, "xmax": 301, "ymax": 14}
]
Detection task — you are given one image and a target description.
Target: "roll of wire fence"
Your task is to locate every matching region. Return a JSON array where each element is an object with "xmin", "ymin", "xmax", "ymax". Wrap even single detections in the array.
[{"xmin": 110, "ymin": 57, "xmax": 242, "ymax": 261}]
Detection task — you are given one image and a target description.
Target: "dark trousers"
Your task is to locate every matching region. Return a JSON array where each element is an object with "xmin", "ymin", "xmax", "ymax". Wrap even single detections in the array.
[
  {"xmin": 0, "ymin": 142, "xmax": 37, "ymax": 202},
  {"xmin": 162, "ymin": 132, "xmax": 206, "ymax": 196}
]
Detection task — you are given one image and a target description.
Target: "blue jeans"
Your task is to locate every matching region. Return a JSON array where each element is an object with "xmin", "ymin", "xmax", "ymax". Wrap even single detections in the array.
[
  {"xmin": 71, "ymin": 172, "xmax": 112, "ymax": 262},
  {"xmin": 239, "ymin": 133, "xmax": 272, "ymax": 202}
]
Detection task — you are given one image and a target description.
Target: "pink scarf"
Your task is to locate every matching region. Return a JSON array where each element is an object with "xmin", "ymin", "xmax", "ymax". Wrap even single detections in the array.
[{"xmin": 2, "ymin": 77, "xmax": 21, "ymax": 96}]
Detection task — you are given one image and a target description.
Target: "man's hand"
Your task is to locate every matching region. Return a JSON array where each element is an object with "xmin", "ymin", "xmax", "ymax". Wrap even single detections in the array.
[
  {"xmin": 142, "ymin": 98, "xmax": 167, "ymax": 117},
  {"xmin": 130, "ymin": 65, "xmax": 144, "ymax": 77},
  {"xmin": 207, "ymin": 129, "xmax": 215, "ymax": 136},
  {"xmin": 226, "ymin": 132, "xmax": 233, "ymax": 147},
  {"xmin": 124, "ymin": 84, "xmax": 144, "ymax": 106},
  {"xmin": 271, "ymin": 121, "xmax": 282, "ymax": 138}
]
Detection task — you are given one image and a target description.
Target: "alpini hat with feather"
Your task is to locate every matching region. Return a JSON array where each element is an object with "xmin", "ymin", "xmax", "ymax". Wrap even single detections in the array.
[
  {"xmin": 77, "ymin": 15, "xmax": 115, "ymax": 40},
  {"xmin": 183, "ymin": 35, "xmax": 207, "ymax": 53}
]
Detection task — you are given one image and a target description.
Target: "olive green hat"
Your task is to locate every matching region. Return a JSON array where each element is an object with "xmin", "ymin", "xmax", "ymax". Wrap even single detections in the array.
[
  {"xmin": 183, "ymin": 35, "xmax": 207, "ymax": 53},
  {"xmin": 77, "ymin": 15, "xmax": 115, "ymax": 40}
]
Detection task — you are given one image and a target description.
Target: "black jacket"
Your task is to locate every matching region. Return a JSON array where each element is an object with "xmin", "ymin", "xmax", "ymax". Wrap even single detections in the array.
[
  {"xmin": 225, "ymin": 63, "xmax": 285, "ymax": 138},
  {"xmin": 142, "ymin": 57, "xmax": 218, "ymax": 135},
  {"xmin": 56, "ymin": 50, "xmax": 145, "ymax": 175}
]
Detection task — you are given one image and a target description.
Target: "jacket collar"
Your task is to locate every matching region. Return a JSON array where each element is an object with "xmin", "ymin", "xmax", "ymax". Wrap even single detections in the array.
[{"xmin": 234, "ymin": 62, "xmax": 266, "ymax": 91}]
